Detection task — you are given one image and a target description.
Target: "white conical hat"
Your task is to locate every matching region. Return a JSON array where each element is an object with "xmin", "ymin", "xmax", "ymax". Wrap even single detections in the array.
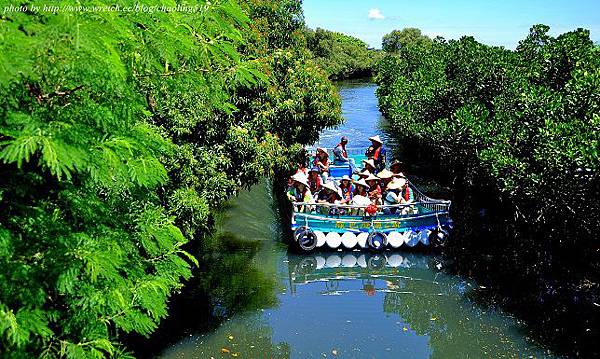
[
  {"xmin": 387, "ymin": 178, "xmax": 405, "ymax": 190},
  {"xmin": 291, "ymin": 173, "xmax": 309, "ymax": 187},
  {"xmin": 368, "ymin": 135, "xmax": 383, "ymax": 144},
  {"xmin": 377, "ymin": 169, "xmax": 394, "ymax": 179},
  {"xmin": 365, "ymin": 173, "xmax": 380, "ymax": 182},
  {"xmin": 362, "ymin": 159, "xmax": 376, "ymax": 168},
  {"xmin": 321, "ymin": 181, "xmax": 338, "ymax": 193},
  {"xmin": 354, "ymin": 178, "xmax": 370, "ymax": 188}
]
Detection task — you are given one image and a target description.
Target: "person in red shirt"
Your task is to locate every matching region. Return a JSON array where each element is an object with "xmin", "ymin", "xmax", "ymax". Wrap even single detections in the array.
[
  {"xmin": 307, "ymin": 167, "xmax": 322, "ymax": 194},
  {"xmin": 313, "ymin": 147, "xmax": 330, "ymax": 181}
]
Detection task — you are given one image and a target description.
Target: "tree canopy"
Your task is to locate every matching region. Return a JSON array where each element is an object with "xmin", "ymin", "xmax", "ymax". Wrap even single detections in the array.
[
  {"xmin": 381, "ymin": 28, "xmax": 433, "ymax": 52},
  {"xmin": 0, "ymin": 0, "xmax": 341, "ymax": 357},
  {"xmin": 304, "ymin": 28, "xmax": 382, "ymax": 80}
]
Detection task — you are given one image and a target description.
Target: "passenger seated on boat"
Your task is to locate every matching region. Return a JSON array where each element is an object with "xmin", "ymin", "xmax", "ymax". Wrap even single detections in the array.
[
  {"xmin": 384, "ymin": 178, "xmax": 416, "ymax": 215},
  {"xmin": 361, "ymin": 158, "xmax": 377, "ymax": 175},
  {"xmin": 365, "ymin": 173, "xmax": 383, "ymax": 205},
  {"xmin": 307, "ymin": 167, "xmax": 322, "ymax": 194},
  {"xmin": 333, "ymin": 136, "xmax": 358, "ymax": 174},
  {"xmin": 287, "ymin": 174, "xmax": 314, "ymax": 212},
  {"xmin": 365, "ymin": 135, "xmax": 387, "ymax": 172},
  {"xmin": 313, "ymin": 147, "xmax": 330, "ymax": 182},
  {"xmin": 316, "ymin": 182, "xmax": 343, "ymax": 214},
  {"xmin": 389, "ymin": 159, "xmax": 403, "ymax": 176},
  {"xmin": 377, "ymin": 169, "xmax": 394, "ymax": 189},
  {"xmin": 351, "ymin": 179, "xmax": 371, "ymax": 215},
  {"xmin": 338, "ymin": 175, "xmax": 354, "ymax": 205},
  {"xmin": 357, "ymin": 168, "xmax": 371, "ymax": 180},
  {"xmin": 383, "ymin": 179, "xmax": 403, "ymax": 214}
]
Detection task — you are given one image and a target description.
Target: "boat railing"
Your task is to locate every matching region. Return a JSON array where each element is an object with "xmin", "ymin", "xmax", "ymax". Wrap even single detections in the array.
[
  {"xmin": 291, "ymin": 200, "xmax": 450, "ymax": 215},
  {"xmin": 407, "ymin": 180, "xmax": 451, "ymax": 212}
]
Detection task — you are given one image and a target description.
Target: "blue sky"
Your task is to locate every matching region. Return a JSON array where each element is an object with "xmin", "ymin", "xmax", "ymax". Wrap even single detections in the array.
[{"xmin": 303, "ymin": 0, "xmax": 600, "ymax": 49}]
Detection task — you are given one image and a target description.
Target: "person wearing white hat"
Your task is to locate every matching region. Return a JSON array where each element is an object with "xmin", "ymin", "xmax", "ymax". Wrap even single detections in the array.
[
  {"xmin": 351, "ymin": 178, "xmax": 371, "ymax": 215},
  {"xmin": 365, "ymin": 135, "xmax": 387, "ymax": 172},
  {"xmin": 365, "ymin": 173, "xmax": 382, "ymax": 205},
  {"xmin": 383, "ymin": 178, "xmax": 415, "ymax": 215},
  {"xmin": 313, "ymin": 147, "xmax": 330, "ymax": 182},
  {"xmin": 338, "ymin": 175, "xmax": 355, "ymax": 205},
  {"xmin": 377, "ymin": 168, "xmax": 394, "ymax": 189},
  {"xmin": 287, "ymin": 173, "xmax": 314, "ymax": 211},
  {"xmin": 315, "ymin": 181, "xmax": 342, "ymax": 215},
  {"xmin": 361, "ymin": 158, "xmax": 377, "ymax": 174}
]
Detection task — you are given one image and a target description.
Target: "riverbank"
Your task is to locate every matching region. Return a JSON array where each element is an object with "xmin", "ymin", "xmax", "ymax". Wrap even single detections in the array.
[{"xmin": 375, "ymin": 27, "xmax": 600, "ymax": 358}]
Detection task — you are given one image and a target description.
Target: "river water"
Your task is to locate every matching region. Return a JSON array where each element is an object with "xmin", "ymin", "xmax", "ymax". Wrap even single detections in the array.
[{"xmin": 157, "ymin": 80, "xmax": 558, "ymax": 359}]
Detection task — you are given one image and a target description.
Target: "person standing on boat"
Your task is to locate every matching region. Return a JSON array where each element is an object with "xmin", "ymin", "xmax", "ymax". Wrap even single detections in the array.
[
  {"xmin": 307, "ymin": 167, "xmax": 322, "ymax": 194},
  {"xmin": 313, "ymin": 147, "xmax": 330, "ymax": 182},
  {"xmin": 365, "ymin": 135, "xmax": 387, "ymax": 172},
  {"xmin": 333, "ymin": 136, "xmax": 357, "ymax": 174},
  {"xmin": 338, "ymin": 175, "xmax": 355, "ymax": 205}
]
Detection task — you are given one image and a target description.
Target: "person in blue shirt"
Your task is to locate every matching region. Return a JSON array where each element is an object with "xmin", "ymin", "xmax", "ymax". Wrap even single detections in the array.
[{"xmin": 333, "ymin": 136, "xmax": 358, "ymax": 174}]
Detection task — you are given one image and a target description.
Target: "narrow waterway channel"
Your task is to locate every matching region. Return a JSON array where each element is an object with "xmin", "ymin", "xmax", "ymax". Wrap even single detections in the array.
[{"xmin": 156, "ymin": 80, "xmax": 558, "ymax": 359}]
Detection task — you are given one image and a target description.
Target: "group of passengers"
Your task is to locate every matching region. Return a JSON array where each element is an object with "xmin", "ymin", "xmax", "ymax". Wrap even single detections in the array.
[{"xmin": 287, "ymin": 135, "xmax": 415, "ymax": 215}]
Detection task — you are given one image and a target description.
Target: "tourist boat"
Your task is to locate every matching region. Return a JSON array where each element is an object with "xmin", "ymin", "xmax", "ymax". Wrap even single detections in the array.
[{"xmin": 290, "ymin": 149, "xmax": 452, "ymax": 252}]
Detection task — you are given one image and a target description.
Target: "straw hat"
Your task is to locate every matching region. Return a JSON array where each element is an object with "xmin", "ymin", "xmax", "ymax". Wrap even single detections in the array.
[
  {"xmin": 365, "ymin": 173, "xmax": 380, "ymax": 182},
  {"xmin": 316, "ymin": 147, "xmax": 328, "ymax": 156},
  {"xmin": 291, "ymin": 173, "xmax": 309, "ymax": 187},
  {"xmin": 321, "ymin": 181, "xmax": 338, "ymax": 193},
  {"xmin": 340, "ymin": 175, "xmax": 351, "ymax": 182},
  {"xmin": 377, "ymin": 169, "xmax": 394, "ymax": 179},
  {"xmin": 358, "ymin": 168, "xmax": 371, "ymax": 178},
  {"xmin": 362, "ymin": 158, "xmax": 376, "ymax": 168},
  {"xmin": 368, "ymin": 135, "xmax": 383, "ymax": 144},
  {"xmin": 387, "ymin": 178, "xmax": 405, "ymax": 190},
  {"xmin": 354, "ymin": 178, "xmax": 370, "ymax": 189},
  {"xmin": 392, "ymin": 172, "xmax": 406, "ymax": 178}
]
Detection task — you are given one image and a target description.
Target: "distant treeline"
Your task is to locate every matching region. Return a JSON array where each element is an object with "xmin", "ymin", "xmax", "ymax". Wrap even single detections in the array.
[
  {"xmin": 376, "ymin": 26, "xmax": 599, "ymax": 356},
  {"xmin": 304, "ymin": 28, "xmax": 382, "ymax": 80},
  {"xmin": 0, "ymin": 0, "xmax": 341, "ymax": 357}
]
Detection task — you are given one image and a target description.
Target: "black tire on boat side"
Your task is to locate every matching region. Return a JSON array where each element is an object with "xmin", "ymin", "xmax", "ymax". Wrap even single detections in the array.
[
  {"xmin": 429, "ymin": 228, "xmax": 450, "ymax": 248},
  {"xmin": 367, "ymin": 231, "xmax": 387, "ymax": 251},
  {"xmin": 294, "ymin": 226, "xmax": 318, "ymax": 252}
]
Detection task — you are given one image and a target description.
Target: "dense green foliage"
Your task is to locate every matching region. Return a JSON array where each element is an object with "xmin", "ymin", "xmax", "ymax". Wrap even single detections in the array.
[
  {"xmin": 377, "ymin": 25, "xmax": 599, "ymax": 353},
  {"xmin": 0, "ymin": 0, "xmax": 341, "ymax": 357},
  {"xmin": 381, "ymin": 28, "xmax": 433, "ymax": 53},
  {"xmin": 304, "ymin": 28, "xmax": 381, "ymax": 80}
]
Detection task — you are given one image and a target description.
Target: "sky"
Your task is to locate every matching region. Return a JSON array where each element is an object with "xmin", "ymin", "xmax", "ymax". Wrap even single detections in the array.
[{"xmin": 302, "ymin": 0, "xmax": 600, "ymax": 49}]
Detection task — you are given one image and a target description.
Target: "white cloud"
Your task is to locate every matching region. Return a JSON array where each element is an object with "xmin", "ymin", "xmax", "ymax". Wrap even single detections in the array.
[{"xmin": 368, "ymin": 8, "xmax": 385, "ymax": 20}]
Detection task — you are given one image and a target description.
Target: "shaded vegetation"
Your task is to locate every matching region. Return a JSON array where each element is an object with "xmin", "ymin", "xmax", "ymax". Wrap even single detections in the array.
[
  {"xmin": 304, "ymin": 28, "xmax": 382, "ymax": 80},
  {"xmin": 376, "ymin": 25, "xmax": 599, "ymax": 357},
  {"xmin": 0, "ymin": 0, "xmax": 341, "ymax": 357}
]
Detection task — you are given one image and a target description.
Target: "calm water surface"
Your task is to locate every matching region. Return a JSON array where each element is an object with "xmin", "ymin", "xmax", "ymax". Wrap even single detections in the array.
[{"xmin": 158, "ymin": 80, "xmax": 558, "ymax": 359}]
